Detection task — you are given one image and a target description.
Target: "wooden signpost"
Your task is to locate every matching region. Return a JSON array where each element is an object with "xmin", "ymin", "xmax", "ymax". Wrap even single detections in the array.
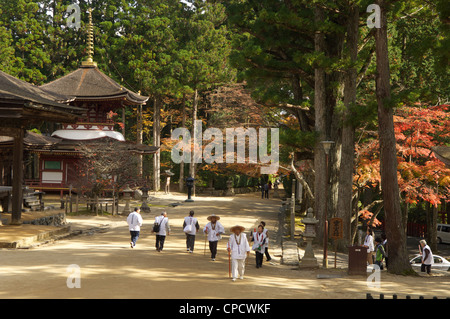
[{"xmin": 330, "ymin": 217, "xmax": 343, "ymax": 268}]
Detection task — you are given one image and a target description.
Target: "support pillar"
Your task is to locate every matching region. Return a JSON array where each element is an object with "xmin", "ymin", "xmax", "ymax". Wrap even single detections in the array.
[{"xmin": 11, "ymin": 128, "xmax": 24, "ymax": 225}]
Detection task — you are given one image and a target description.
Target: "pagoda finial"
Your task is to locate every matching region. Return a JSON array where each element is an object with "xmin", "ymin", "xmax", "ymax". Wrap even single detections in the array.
[{"xmin": 82, "ymin": 8, "xmax": 97, "ymax": 67}]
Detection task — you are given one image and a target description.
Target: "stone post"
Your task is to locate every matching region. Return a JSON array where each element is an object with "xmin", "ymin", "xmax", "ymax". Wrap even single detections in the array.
[
  {"xmin": 140, "ymin": 186, "xmax": 151, "ymax": 213},
  {"xmin": 290, "ymin": 179, "xmax": 296, "ymax": 240},
  {"xmin": 225, "ymin": 178, "xmax": 235, "ymax": 196}
]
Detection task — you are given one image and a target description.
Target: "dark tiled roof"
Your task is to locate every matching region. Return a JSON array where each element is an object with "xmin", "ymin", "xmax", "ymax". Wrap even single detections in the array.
[
  {"xmin": 40, "ymin": 65, "xmax": 148, "ymax": 105},
  {"xmin": 0, "ymin": 131, "xmax": 61, "ymax": 148},
  {"xmin": 0, "ymin": 132, "xmax": 158, "ymax": 154},
  {"xmin": 33, "ymin": 136, "xmax": 158, "ymax": 155},
  {"xmin": 0, "ymin": 70, "xmax": 82, "ymax": 122}
]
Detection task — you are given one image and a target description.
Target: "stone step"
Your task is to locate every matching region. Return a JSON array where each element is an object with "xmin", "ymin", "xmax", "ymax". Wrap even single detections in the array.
[
  {"xmin": 281, "ymin": 240, "xmax": 300, "ymax": 265},
  {"xmin": 0, "ymin": 224, "xmax": 71, "ymax": 248}
]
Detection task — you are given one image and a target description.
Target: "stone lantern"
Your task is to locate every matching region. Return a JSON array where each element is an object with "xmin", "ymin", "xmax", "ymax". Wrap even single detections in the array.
[
  {"xmin": 299, "ymin": 207, "xmax": 319, "ymax": 269},
  {"xmin": 225, "ymin": 178, "xmax": 235, "ymax": 196},
  {"xmin": 122, "ymin": 184, "xmax": 133, "ymax": 215},
  {"xmin": 140, "ymin": 186, "xmax": 151, "ymax": 213}
]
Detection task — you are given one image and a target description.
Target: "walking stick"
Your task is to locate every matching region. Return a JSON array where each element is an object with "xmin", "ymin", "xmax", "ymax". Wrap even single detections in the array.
[
  {"xmin": 228, "ymin": 250, "xmax": 231, "ymax": 278},
  {"xmin": 204, "ymin": 227, "xmax": 208, "ymax": 256}
]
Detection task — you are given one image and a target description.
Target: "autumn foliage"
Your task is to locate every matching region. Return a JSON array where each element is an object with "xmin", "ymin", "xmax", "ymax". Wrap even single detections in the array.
[{"xmin": 356, "ymin": 104, "xmax": 450, "ymax": 226}]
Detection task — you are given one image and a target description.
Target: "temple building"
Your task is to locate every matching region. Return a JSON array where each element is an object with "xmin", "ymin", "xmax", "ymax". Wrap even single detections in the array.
[
  {"xmin": 0, "ymin": 68, "xmax": 82, "ymax": 223},
  {"xmin": 23, "ymin": 9, "xmax": 157, "ymax": 195}
]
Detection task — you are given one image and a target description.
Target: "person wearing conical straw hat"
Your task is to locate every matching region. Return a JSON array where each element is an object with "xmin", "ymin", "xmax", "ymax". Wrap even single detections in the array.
[
  {"xmin": 227, "ymin": 225, "xmax": 250, "ymax": 281},
  {"xmin": 203, "ymin": 214, "xmax": 224, "ymax": 261}
]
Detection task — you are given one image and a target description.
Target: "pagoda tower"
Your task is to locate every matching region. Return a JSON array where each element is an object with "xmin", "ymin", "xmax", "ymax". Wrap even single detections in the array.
[{"xmin": 30, "ymin": 9, "xmax": 156, "ymax": 195}]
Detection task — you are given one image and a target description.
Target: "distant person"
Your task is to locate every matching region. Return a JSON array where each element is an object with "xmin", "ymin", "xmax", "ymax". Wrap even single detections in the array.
[
  {"xmin": 374, "ymin": 237, "xmax": 386, "ymax": 270},
  {"xmin": 165, "ymin": 176, "xmax": 171, "ymax": 194},
  {"xmin": 153, "ymin": 211, "xmax": 170, "ymax": 252},
  {"xmin": 381, "ymin": 233, "xmax": 388, "ymax": 269},
  {"xmin": 183, "ymin": 210, "xmax": 199, "ymax": 253},
  {"xmin": 203, "ymin": 214, "xmax": 224, "ymax": 261},
  {"xmin": 127, "ymin": 208, "xmax": 143, "ymax": 248},
  {"xmin": 227, "ymin": 225, "xmax": 250, "ymax": 281},
  {"xmin": 419, "ymin": 239, "xmax": 434, "ymax": 275},
  {"xmin": 363, "ymin": 227, "xmax": 374, "ymax": 265},
  {"xmin": 264, "ymin": 183, "xmax": 269, "ymax": 199}
]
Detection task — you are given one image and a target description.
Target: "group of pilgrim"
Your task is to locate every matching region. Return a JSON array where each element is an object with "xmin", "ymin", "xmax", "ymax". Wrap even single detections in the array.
[{"xmin": 126, "ymin": 208, "xmax": 272, "ymax": 281}]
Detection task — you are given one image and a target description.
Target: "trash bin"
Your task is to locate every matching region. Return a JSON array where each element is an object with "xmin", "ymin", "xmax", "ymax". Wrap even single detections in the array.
[{"xmin": 348, "ymin": 245, "xmax": 367, "ymax": 275}]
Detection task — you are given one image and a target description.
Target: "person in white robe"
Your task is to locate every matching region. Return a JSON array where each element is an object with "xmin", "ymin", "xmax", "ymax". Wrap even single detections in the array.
[
  {"xmin": 227, "ymin": 225, "xmax": 250, "ymax": 281},
  {"xmin": 183, "ymin": 210, "xmax": 199, "ymax": 253},
  {"xmin": 153, "ymin": 211, "xmax": 170, "ymax": 252},
  {"xmin": 419, "ymin": 239, "xmax": 434, "ymax": 275},
  {"xmin": 251, "ymin": 225, "xmax": 266, "ymax": 268},
  {"xmin": 203, "ymin": 214, "xmax": 224, "ymax": 261},
  {"xmin": 127, "ymin": 208, "xmax": 143, "ymax": 248}
]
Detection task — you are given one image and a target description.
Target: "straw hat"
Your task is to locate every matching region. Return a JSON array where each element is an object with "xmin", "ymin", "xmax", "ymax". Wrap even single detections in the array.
[
  {"xmin": 230, "ymin": 225, "xmax": 245, "ymax": 233},
  {"xmin": 207, "ymin": 214, "xmax": 220, "ymax": 221}
]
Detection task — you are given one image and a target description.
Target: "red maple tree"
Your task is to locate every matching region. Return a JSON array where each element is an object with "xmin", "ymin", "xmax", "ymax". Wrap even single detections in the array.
[{"xmin": 355, "ymin": 104, "xmax": 450, "ymax": 227}]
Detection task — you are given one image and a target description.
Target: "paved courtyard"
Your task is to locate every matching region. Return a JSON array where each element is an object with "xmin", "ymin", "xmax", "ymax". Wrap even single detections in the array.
[{"xmin": 0, "ymin": 192, "xmax": 449, "ymax": 299}]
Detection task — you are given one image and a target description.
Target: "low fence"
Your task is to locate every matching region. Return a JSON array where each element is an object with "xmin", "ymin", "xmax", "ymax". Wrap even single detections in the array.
[
  {"xmin": 367, "ymin": 293, "xmax": 449, "ymax": 299},
  {"xmin": 407, "ymin": 222, "xmax": 427, "ymax": 237},
  {"xmin": 63, "ymin": 195, "xmax": 119, "ymax": 215}
]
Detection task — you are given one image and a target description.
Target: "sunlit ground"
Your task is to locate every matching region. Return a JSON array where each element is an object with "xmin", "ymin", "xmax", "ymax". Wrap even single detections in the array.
[{"xmin": 0, "ymin": 192, "xmax": 449, "ymax": 299}]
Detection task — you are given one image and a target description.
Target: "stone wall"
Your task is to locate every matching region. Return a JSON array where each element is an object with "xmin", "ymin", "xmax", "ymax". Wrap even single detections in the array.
[
  {"xmin": 22, "ymin": 212, "xmax": 66, "ymax": 226},
  {"xmin": 195, "ymin": 186, "xmax": 259, "ymax": 196}
]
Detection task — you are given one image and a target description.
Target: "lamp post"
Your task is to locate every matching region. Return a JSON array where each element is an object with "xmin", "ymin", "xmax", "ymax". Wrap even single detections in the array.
[
  {"xmin": 291, "ymin": 178, "xmax": 296, "ymax": 240},
  {"xmin": 320, "ymin": 140, "xmax": 334, "ymax": 268},
  {"xmin": 185, "ymin": 176, "xmax": 194, "ymax": 202}
]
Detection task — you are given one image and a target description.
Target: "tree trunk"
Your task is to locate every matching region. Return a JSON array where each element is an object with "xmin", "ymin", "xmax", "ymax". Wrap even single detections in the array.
[
  {"xmin": 292, "ymin": 74, "xmax": 310, "ymax": 132},
  {"xmin": 179, "ymin": 94, "xmax": 186, "ymax": 192},
  {"xmin": 137, "ymin": 101, "xmax": 143, "ymax": 177},
  {"xmin": 336, "ymin": 3, "xmax": 359, "ymax": 251},
  {"xmin": 11, "ymin": 127, "xmax": 24, "ymax": 225},
  {"xmin": 153, "ymin": 97, "xmax": 161, "ymax": 192},
  {"xmin": 426, "ymin": 201, "xmax": 438, "ymax": 252},
  {"xmin": 374, "ymin": 0, "xmax": 413, "ymax": 274},
  {"xmin": 313, "ymin": 5, "xmax": 327, "ymax": 243},
  {"xmin": 189, "ymin": 88, "xmax": 198, "ymax": 196}
]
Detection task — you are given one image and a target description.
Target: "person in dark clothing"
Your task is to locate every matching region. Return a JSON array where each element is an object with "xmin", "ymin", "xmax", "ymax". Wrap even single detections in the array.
[
  {"xmin": 381, "ymin": 233, "xmax": 388, "ymax": 269},
  {"xmin": 374, "ymin": 237, "xmax": 386, "ymax": 270},
  {"xmin": 260, "ymin": 221, "xmax": 272, "ymax": 261},
  {"xmin": 251, "ymin": 225, "xmax": 266, "ymax": 268},
  {"xmin": 264, "ymin": 183, "xmax": 269, "ymax": 199}
]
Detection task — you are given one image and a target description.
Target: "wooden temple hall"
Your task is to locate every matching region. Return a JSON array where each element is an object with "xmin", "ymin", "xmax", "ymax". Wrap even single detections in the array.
[{"xmin": 0, "ymin": 9, "xmax": 157, "ymax": 224}]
